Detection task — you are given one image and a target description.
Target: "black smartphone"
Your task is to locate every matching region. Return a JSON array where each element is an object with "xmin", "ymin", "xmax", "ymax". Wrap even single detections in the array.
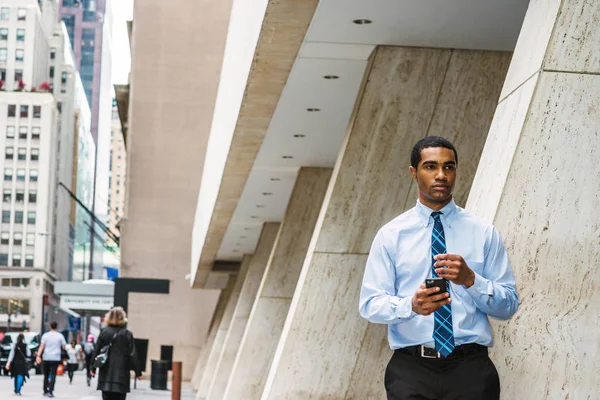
[{"xmin": 425, "ymin": 278, "xmax": 448, "ymax": 298}]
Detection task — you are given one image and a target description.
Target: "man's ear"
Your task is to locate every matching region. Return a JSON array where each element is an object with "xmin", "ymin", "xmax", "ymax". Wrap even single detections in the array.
[{"xmin": 409, "ymin": 166, "xmax": 417, "ymax": 181}]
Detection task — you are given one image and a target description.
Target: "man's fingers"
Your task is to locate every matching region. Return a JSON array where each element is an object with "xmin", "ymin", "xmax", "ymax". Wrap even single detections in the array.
[{"xmin": 433, "ymin": 253, "xmax": 462, "ymax": 261}]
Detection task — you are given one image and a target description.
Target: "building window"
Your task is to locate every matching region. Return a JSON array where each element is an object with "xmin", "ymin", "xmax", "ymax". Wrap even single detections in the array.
[
  {"xmin": 16, "ymin": 169, "xmax": 25, "ymax": 181},
  {"xmin": 15, "ymin": 49, "xmax": 24, "ymax": 62},
  {"xmin": 50, "ymin": 47, "xmax": 56, "ymax": 60},
  {"xmin": 33, "ymin": 106, "xmax": 41, "ymax": 118},
  {"xmin": 13, "ymin": 232, "xmax": 22, "ymax": 246},
  {"xmin": 17, "ymin": 8, "xmax": 26, "ymax": 21},
  {"xmin": 26, "ymin": 233, "xmax": 34, "ymax": 246},
  {"xmin": 14, "ymin": 69, "xmax": 23, "ymax": 81},
  {"xmin": 30, "ymin": 149, "xmax": 39, "ymax": 161},
  {"xmin": 12, "ymin": 254, "xmax": 21, "ymax": 267},
  {"xmin": 16, "ymin": 29, "xmax": 25, "ymax": 42},
  {"xmin": 8, "ymin": 105, "xmax": 15, "ymax": 117},
  {"xmin": 27, "ymin": 212, "xmax": 35, "ymax": 224},
  {"xmin": 0, "ymin": 28, "xmax": 8, "ymax": 41},
  {"xmin": 14, "ymin": 211, "xmax": 23, "ymax": 224},
  {"xmin": 29, "ymin": 169, "xmax": 38, "ymax": 182},
  {"xmin": 18, "ymin": 127, "xmax": 27, "ymax": 139},
  {"xmin": 31, "ymin": 127, "xmax": 40, "ymax": 140},
  {"xmin": 0, "ymin": 253, "xmax": 7, "ymax": 265},
  {"xmin": 0, "ymin": 232, "xmax": 8, "ymax": 245},
  {"xmin": 25, "ymin": 254, "xmax": 33, "ymax": 267},
  {"xmin": 0, "ymin": 48, "xmax": 6, "ymax": 62},
  {"xmin": 17, "ymin": 149, "xmax": 26, "ymax": 161},
  {"xmin": 1, "ymin": 210, "xmax": 9, "ymax": 223},
  {"xmin": 0, "ymin": 69, "xmax": 5, "ymax": 81},
  {"xmin": 5, "ymin": 147, "xmax": 13, "ymax": 160},
  {"xmin": 6, "ymin": 126, "xmax": 14, "ymax": 138},
  {"xmin": 28, "ymin": 190, "xmax": 36, "ymax": 203},
  {"xmin": 0, "ymin": 8, "xmax": 8, "ymax": 21},
  {"xmin": 3, "ymin": 168, "xmax": 12, "ymax": 181},
  {"xmin": 2, "ymin": 190, "xmax": 10, "ymax": 203},
  {"xmin": 49, "ymin": 66, "xmax": 54, "ymax": 78},
  {"xmin": 19, "ymin": 105, "xmax": 28, "ymax": 118},
  {"xmin": 61, "ymin": 72, "xmax": 67, "ymax": 84},
  {"xmin": 15, "ymin": 190, "xmax": 24, "ymax": 203}
]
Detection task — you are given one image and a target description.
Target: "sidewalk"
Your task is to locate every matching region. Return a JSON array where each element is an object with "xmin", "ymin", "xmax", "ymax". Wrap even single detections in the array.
[{"xmin": 0, "ymin": 372, "xmax": 195, "ymax": 399}]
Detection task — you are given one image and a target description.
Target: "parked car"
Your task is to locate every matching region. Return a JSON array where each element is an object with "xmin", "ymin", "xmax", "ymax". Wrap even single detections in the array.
[{"xmin": 0, "ymin": 332, "xmax": 41, "ymax": 375}]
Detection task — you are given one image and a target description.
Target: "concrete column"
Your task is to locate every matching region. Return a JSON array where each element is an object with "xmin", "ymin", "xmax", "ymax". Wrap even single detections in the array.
[
  {"xmin": 466, "ymin": 1, "xmax": 600, "ymax": 398},
  {"xmin": 193, "ymin": 260, "xmax": 250, "ymax": 394},
  {"xmin": 224, "ymin": 168, "xmax": 332, "ymax": 399},
  {"xmin": 206, "ymin": 223, "xmax": 280, "ymax": 400},
  {"xmin": 261, "ymin": 46, "xmax": 510, "ymax": 399}
]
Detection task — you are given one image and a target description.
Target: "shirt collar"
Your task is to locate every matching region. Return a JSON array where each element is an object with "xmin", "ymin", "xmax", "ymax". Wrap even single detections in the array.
[{"xmin": 416, "ymin": 198, "xmax": 457, "ymax": 228}]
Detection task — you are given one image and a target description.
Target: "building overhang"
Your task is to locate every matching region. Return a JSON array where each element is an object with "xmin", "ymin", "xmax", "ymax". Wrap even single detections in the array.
[{"xmin": 114, "ymin": 84, "xmax": 129, "ymax": 145}]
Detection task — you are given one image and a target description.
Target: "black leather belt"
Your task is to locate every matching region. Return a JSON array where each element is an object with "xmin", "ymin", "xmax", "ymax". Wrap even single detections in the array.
[{"xmin": 396, "ymin": 343, "xmax": 487, "ymax": 359}]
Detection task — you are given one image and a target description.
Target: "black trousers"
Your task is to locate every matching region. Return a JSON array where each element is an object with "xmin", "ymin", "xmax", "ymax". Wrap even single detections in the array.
[
  {"xmin": 385, "ymin": 349, "xmax": 500, "ymax": 400},
  {"xmin": 102, "ymin": 392, "xmax": 127, "ymax": 400},
  {"xmin": 42, "ymin": 361, "xmax": 60, "ymax": 394}
]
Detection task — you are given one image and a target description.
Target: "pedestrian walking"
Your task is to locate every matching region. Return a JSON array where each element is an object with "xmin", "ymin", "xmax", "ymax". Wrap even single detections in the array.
[
  {"xmin": 83, "ymin": 334, "xmax": 96, "ymax": 386},
  {"xmin": 6, "ymin": 333, "xmax": 31, "ymax": 396},
  {"xmin": 359, "ymin": 136, "xmax": 519, "ymax": 400},
  {"xmin": 36, "ymin": 321, "xmax": 67, "ymax": 398},
  {"xmin": 66, "ymin": 339, "xmax": 84, "ymax": 384},
  {"xmin": 92, "ymin": 307, "xmax": 141, "ymax": 400}
]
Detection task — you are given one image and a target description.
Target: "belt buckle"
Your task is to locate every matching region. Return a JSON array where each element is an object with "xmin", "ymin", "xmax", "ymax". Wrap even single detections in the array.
[{"xmin": 420, "ymin": 346, "xmax": 440, "ymax": 359}]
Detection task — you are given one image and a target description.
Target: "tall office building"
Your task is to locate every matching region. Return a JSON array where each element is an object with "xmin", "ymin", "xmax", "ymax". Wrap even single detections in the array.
[
  {"xmin": 59, "ymin": 0, "xmax": 112, "ymax": 278},
  {"xmin": 0, "ymin": 0, "xmax": 92, "ymax": 333}
]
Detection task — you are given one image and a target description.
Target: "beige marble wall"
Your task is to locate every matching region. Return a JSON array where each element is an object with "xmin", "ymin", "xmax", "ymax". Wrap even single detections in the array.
[
  {"xmin": 192, "ymin": 275, "xmax": 236, "ymax": 390},
  {"xmin": 224, "ymin": 168, "xmax": 332, "ymax": 399},
  {"xmin": 195, "ymin": 256, "xmax": 251, "ymax": 398},
  {"xmin": 262, "ymin": 46, "xmax": 510, "ymax": 399},
  {"xmin": 467, "ymin": 1, "xmax": 600, "ymax": 398},
  {"xmin": 206, "ymin": 224, "xmax": 280, "ymax": 400}
]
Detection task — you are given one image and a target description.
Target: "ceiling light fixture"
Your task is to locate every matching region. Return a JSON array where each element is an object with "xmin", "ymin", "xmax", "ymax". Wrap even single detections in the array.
[
  {"xmin": 353, "ymin": 19, "xmax": 372, "ymax": 25},
  {"xmin": 256, "ymin": 205, "xmax": 265, "ymax": 208},
  {"xmin": 282, "ymin": 156, "xmax": 294, "ymax": 159},
  {"xmin": 240, "ymin": 236, "xmax": 247, "ymax": 239},
  {"xmin": 233, "ymin": 250, "xmax": 239, "ymax": 253},
  {"xmin": 323, "ymin": 75, "xmax": 339, "ymax": 80},
  {"xmin": 262, "ymin": 192, "xmax": 273, "ymax": 196},
  {"xmin": 270, "ymin": 178, "xmax": 281, "ymax": 181},
  {"xmin": 250, "ymin": 215, "xmax": 259, "ymax": 219},
  {"xmin": 307, "ymin": 108, "xmax": 321, "ymax": 112},
  {"xmin": 244, "ymin": 227, "xmax": 251, "ymax": 231},
  {"xmin": 235, "ymin": 243, "xmax": 241, "ymax": 246},
  {"xmin": 293, "ymin": 134, "xmax": 305, "ymax": 138}
]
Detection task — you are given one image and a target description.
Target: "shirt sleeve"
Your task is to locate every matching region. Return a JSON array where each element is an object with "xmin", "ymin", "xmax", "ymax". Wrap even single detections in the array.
[
  {"xmin": 8, "ymin": 344, "xmax": 15, "ymax": 362},
  {"xmin": 464, "ymin": 226, "xmax": 519, "ymax": 320},
  {"xmin": 359, "ymin": 230, "xmax": 416, "ymax": 324}
]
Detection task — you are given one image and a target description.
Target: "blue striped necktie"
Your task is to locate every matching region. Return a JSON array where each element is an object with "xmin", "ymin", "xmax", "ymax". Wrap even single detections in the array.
[{"xmin": 431, "ymin": 211, "xmax": 455, "ymax": 357}]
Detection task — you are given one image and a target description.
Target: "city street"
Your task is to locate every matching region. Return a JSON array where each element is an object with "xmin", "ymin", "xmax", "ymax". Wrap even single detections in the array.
[{"xmin": 0, "ymin": 372, "xmax": 195, "ymax": 399}]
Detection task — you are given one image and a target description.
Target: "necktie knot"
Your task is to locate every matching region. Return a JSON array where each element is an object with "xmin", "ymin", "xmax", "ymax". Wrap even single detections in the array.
[{"xmin": 431, "ymin": 211, "xmax": 443, "ymax": 222}]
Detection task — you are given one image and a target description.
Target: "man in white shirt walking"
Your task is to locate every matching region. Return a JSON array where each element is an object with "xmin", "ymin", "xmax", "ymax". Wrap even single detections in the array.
[{"xmin": 36, "ymin": 321, "xmax": 67, "ymax": 398}]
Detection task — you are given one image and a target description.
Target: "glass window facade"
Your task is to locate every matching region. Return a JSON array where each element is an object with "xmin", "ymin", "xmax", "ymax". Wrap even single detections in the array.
[{"xmin": 62, "ymin": 14, "xmax": 75, "ymax": 49}]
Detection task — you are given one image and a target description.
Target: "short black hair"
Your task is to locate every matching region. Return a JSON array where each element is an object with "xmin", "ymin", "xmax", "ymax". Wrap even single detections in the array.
[
  {"xmin": 410, "ymin": 136, "xmax": 458, "ymax": 169},
  {"xmin": 50, "ymin": 321, "xmax": 58, "ymax": 330}
]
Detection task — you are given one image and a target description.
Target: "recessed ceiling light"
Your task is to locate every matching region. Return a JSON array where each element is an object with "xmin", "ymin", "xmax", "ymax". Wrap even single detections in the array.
[
  {"xmin": 282, "ymin": 156, "xmax": 294, "ymax": 159},
  {"xmin": 240, "ymin": 236, "xmax": 247, "ymax": 239},
  {"xmin": 244, "ymin": 227, "xmax": 251, "ymax": 231},
  {"xmin": 235, "ymin": 243, "xmax": 241, "ymax": 246},
  {"xmin": 256, "ymin": 205, "xmax": 265, "ymax": 208},
  {"xmin": 262, "ymin": 192, "xmax": 273, "ymax": 196},
  {"xmin": 307, "ymin": 108, "xmax": 320, "ymax": 112},
  {"xmin": 293, "ymin": 134, "xmax": 305, "ymax": 138},
  {"xmin": 233, "ymin": 250, "xmax": 239, "ymax": 253},
  {"xmin": 323, "ymin": 75, "xmax": 339, "ymax": 80},
  {"xmin": 353, "ymin": 19, "xmax": 372, "ymax": 25},
  {"xmin": 250, "ymin": 216, "xmax": 259, "ymax": 219},
  {"xmin": 270, "ymin": 178, "xmax": 281, "ymax": 181}
]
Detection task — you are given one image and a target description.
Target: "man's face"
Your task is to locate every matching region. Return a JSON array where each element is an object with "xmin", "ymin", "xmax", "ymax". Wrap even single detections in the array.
[{"xmin": 409, "ymin": 147, "xmax": 457, "ymax": 209}]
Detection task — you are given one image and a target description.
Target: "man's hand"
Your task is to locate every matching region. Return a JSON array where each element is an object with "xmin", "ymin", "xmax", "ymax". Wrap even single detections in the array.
[
  {"xmin": 411, "ymin": 284, "xmax": 451, "ymax": 316},
  {"xmin": 36, "ymin": 356, "xmax": 42, "ymax": 365},
  {"xmin": 433, "ymin": 254, "xmax": 475, "ymax": 287},
  {"xmin": 5, "ymin": 362, "xmax": 10, "ymax": 371}
]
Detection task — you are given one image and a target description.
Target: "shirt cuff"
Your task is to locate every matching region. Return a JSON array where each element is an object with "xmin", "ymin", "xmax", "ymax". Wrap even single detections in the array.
[
  {"xmin": 465, "ymin": 272, "xmax": 494, "ymax": 297},
  {"xmin": 390, "ymin": 295, "xmax": 417, "ymax": 319}
]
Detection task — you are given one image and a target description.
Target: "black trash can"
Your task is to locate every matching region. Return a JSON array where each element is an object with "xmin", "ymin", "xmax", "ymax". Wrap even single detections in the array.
[{"xmin": 150, "ymin": 360, "xmax": 169, "ymax": 390}]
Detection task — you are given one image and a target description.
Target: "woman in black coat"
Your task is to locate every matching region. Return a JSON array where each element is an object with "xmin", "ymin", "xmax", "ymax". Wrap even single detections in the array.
[
  {"xmin": 6, "ymin": 333, "xmax": 31, "ymax": 395},
  {"xmin": 92, "ymin": 307, "xmax": 141, "ymax": 400}
]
